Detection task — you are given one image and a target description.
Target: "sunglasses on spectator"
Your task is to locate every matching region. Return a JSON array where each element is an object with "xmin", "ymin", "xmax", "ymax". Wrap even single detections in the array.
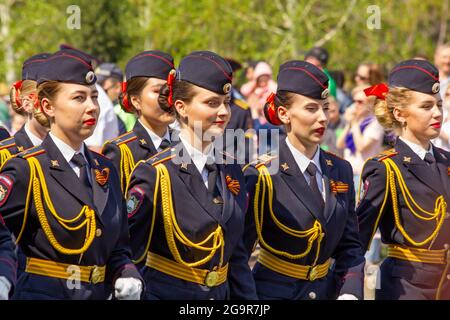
[{"xmin": 355, "ymin": 74, "xmax": 369, "ymax": 81}]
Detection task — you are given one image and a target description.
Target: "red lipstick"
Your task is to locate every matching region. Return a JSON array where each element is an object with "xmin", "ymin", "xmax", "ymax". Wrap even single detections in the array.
[
  {"xmin": 315, "ymin": 127, "xmax": 325, "ymax": 136},
  {"xmin": 431, "ymin": 122, "xmax": 441, "ymax": 129},
  {"xmin": 83, "ymin": 119, "xmax": 96, "ymax": 126}
]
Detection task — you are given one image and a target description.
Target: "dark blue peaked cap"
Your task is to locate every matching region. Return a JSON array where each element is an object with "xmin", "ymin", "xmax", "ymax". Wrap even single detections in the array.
[
  {"xmin": 22, "ymin": 53, "xmax": 51, "ymax": 81},
  {"xmin": 388, "ymin": 59, "xmax": 440, "ymax": 94},
  {"xmin": 125, "ymin": 50, "xmax": 174, "ymax": 81},
  {"xmin": 177, "ymin": 51, "xmax": 233, "ymax": 94},
  {"xmin": 277, "ymin": 60, "xmax": 329, "ymax": 99},
  {"xmin": 37, "ymin": 50, "xmax": 96, "ymax": 86}
]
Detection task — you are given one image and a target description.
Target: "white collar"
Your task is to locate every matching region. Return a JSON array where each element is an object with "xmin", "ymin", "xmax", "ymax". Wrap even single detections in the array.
[
  {"xmin": 138, "ymin": 119, "xmax": 170, "ymax": 150},
  {"xmin": 399, "ymin": 136, "xmax": 434, "ymax": 160},
  {"xmin": 49, "ymin": 132, "xmax": 86, "ymax": 165},
  {"xmin": 285, "ymin": 137, "xmax": 322, "ymax": 175},
  {"xmin": 24, "ymin": 123, "xmax": 43, "ymax": 146},
  {"xmin": 179, "ymin": 134, "xmax": 214, "ymax": 175}
]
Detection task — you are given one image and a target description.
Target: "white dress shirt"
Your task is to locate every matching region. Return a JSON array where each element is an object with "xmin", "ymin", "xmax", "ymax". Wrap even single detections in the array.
[
  {"xmin": 49, "ymin": 132, "xmax": 90, "ymax": 181},
  {"xmin": 179, "ymin": 134, "xmax": 215, "ymax": 188},
  {"xmin": 399, "ymin": 136, "xmax": 434, "ymax": 160},
  {"xmin": 138, "ymin": 119, "xmax": 171, "ymax": 151},
  {"xmin": 24, "ymin": 122, "xmax": 43, "ymax": 146},
  {"xmin": 285, "ymin": 137, "xmax": 325, "ymax": 200}
]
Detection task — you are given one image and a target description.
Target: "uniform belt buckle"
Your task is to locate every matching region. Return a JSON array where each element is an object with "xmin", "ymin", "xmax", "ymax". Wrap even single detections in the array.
[
  {"xmin": 90, "ymin": 265, "xmax": 102, "ymax": 284},
  {"xmin": 308, "ymin": 265, "xmax": 319, "ymax": 281},
  {"xmin": 205, "ymin": 270, "xmax": 219, "ymax": 287}
]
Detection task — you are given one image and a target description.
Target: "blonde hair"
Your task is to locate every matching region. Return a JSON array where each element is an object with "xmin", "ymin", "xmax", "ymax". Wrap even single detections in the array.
[
  {"xmin": 374, "ymin": 87, "xmax": 412, "ymax": 131},
  {"xmin": 9, "ymin": 80, "xmax": 37, "ymax": 115},
  {"xmin": 35, "ymin": 81, "xmax": 63, "ymax": 127}
]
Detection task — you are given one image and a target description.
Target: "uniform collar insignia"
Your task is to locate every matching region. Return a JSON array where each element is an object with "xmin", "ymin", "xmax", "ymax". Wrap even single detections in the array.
[
  {"xmin": 403, "ymin": 156, "xmax": 411, "ymax": 163},
  {"xmin": 281, "ymin": 162, "xmax": 289, "ymax": 171},
  {"xmin": 51, "ymin": 160, "xmax": 59, "ymax": 167},
  {"xmin": 325, "ymin": 159, "xmax": 333, "ymax": 166}
]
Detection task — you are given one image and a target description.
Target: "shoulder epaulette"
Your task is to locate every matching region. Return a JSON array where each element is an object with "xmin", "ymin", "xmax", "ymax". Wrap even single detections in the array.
[
  {"xmin": 90, "ymin": 150, "xmax": 108, "ymax": 161},
  {"xmin": 0, "ymin": 137, "xmax": 16, "ymax": 150},
  {"xmin": 146, "ymin": 147, "xmax": 175, "ymax": 167},
  {"xmin": 370, "ymin": 148, "xmax": 398, "ymax": 162},
  {"xmin": 323, "ymin": 149, "xmax": 344, "ymax": 161},
  {"xmin": 107, "ymin": 131, "xmax": 137, "ymax": 146},
  {"xmin": 233, "ymin": 98, "xmax": 250, "ymax": 110},
  {"xmin": 243, "ymin": 153, "xmax": 278, "ymax": 172},
  {"xmin": 16, "ymin": 145, "xmax": 45, "ymax": 159}
]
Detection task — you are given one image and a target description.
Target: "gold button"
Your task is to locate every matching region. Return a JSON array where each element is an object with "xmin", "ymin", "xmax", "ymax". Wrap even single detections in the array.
[
  {"xmin": 205, "ymin": 271, "xmax": 219, "ymax": 287},
  {"xmin": 308, "ymin": 266, "xmax": 319, "ymax": 281},
  {"xmin": 90, "ymin": 266, "xmax": 102, "ymax": 284},
  {"xmin": 96, "ymin": 229, "xmax": 102, "ymax": 237},
  {"xmin": 308, "ymin": 291, "xmax": 317, "ymax": 300}
]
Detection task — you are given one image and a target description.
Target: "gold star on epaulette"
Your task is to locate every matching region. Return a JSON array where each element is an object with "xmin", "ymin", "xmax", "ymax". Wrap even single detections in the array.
[
  {"xmin": 51, "ymin": 160, "xmax": 59, "ymax": 167},
  {"xmin": 181, "ymin": 162, "xmax": 188, "ymax": 170},
  {"xmin": 326, "ymin": 159, "xmax": 333, "ymax": 166},
  {"xmin": 17, "ymin": 146, "xmax": 24, "ymax": 152},
  {"xmin": 403, "ymin": 156, "xmax": 411, "ymax": 163},
  {"xmin": 281, "ymin": 162, "xmax": 289, "ymax": 171},
  {"xmin": 140, "ymin": 139, "xmax": 147, "ymax": 145}
]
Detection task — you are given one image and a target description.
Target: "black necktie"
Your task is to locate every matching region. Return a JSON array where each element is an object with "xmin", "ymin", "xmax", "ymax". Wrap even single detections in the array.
[
  {"xmin": 71, "ymin": 153, "xmax": 92, "ymax": 198},
  {"xmin": 306, "ymin": 162, "xmax": 325, "ymax": 211},
  {"xmin": 424, "ymin": 152, "xmax": 438, "ymax": 173},
  {"xmin": 205, "ymin": 163, "xmax": 218, "ymax": 194},
  {"xmin": 159, "ymin": 139, "xmax": 171, "ymax": 151}
]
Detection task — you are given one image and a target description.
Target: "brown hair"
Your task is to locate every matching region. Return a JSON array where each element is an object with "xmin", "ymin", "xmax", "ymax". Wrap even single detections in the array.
[
  {"xmin": 35, "ymin": 81, "xmax": 63, "ymax": 127},
  {"xmin": 9, "ymin": 80, "xmax": 37, "ymax": 115},
  {"xmin": 373, "ymin": 87, "xmax": 412, "ymax": 131},
  {"xmin": 119, "ymin": 77, "xmax": 149, "ymax": 114},
  {"xmin": 158, "ymin": 80, "xmax": 197, "ymax": 117}
]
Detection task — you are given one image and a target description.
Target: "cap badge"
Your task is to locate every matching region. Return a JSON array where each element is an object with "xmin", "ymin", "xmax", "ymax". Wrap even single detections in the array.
[
  {"xmin": 321, "ymin": 88, "xmax": 329, "ymax": 99},
  {"xmin": 85, "ymin": 71, "xmax": 96, "ymax": 84},
  {"xmin": 432, "ymin": 82, "xmax": 440, "ymax": 94},
  {"xmin": 223, "ymin": 83, "xmax": 231, "ymax": 94}
]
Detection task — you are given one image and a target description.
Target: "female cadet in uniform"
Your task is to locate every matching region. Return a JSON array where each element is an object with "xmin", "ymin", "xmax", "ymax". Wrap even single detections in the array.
[
  {"xmin": 357, "ymin": 59, "xmax": 450, "ymax": 300},
  {"xmin": 11, "ymin": 53, "xmax": 51, "ymax": 152},
  {"xmin": 243, "ymin": 60, "xmax": 365, "ymax": 300},
  {"xmin": 1, "ymin": 54, "xmax": 50, "ymax": 168},
  {"xmin": 102, "ymin": 51, "xmax": 175, "ymax": 193},
  {"xmin": 126, "ymin": 51, "xmax": 257, "ymax": 300},
  {"xmin": 0, "ymin": 50, "xmax": 143, "ymax": 300}
]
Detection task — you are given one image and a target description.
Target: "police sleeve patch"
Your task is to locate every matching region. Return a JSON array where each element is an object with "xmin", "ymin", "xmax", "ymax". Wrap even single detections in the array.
[
  {"xmin": 0, "ymin": 174, "xmax": 13, "ymax": 207},
  {"xmin": 126, "ymin": 186, "xmax": 145, "ymax": 218}
]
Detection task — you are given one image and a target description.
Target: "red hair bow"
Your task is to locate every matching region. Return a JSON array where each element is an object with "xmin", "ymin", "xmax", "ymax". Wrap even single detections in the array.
[
  {"xmin": 364, "ymin": 83, "xmax": 388, "ymax": 100},
  {"xmin": 120, "ymin": 81, "xmax": 132, "ymax": 113},
  {"xmin": 167, "ymin": 69, "xmax": 176, "ymax": 107},
  {"xmin": 12, "ymin": 80, "xmax": 23, "ymax": 108},
  {"xmin": 265, "ymin": 92, "xmax": 282, "ymax": 125}
]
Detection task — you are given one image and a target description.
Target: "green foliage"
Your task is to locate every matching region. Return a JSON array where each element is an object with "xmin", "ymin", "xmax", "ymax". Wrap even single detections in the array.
[{"xmin": 0, "ymin": 0, "xmax": 449, "ymax": 87}]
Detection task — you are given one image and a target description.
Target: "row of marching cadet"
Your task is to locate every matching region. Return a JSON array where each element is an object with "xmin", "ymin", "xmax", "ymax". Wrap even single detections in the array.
[{"xmin": 0, "ymin": 44, "xmax": 449, "ymax": 300}]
